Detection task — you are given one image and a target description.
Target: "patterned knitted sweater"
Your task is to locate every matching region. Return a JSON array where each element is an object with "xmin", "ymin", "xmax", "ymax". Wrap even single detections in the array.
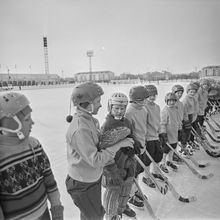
[{"xmin": 0, "ymin": 135, "xmax": 61, "ymax": 220}]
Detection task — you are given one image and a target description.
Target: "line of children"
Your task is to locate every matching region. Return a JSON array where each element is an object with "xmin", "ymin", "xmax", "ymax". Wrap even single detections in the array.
[{"xmin": 1, "ymin": 81, "xmax": 211, "ymax": 220}]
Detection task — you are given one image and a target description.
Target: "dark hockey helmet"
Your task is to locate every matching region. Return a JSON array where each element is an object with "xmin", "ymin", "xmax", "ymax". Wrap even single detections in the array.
[
  {"xmin": 199, "ymin": 78, "xmax": 211, "ymax": 88},
  {"xmin": 165, "ymin": 92, "xmax": 177, "ymax": 103},
  {"xmin": 172, "ymin": 84, "xmax": 184, "ymax": 93},
  {"xmin": 145, "ymin": 85, "xmax": 158, "ymax": 96},
  {"xmin": 186, "ymin": 82, "xmax": 199, "ymax": 93},
  {"xmin": 129, "ymin": 86, "xmax": 149, "ymax": 102},
  {"xmin": 71, "ymin": 82, "xmax": 104, "ymax": 106}
]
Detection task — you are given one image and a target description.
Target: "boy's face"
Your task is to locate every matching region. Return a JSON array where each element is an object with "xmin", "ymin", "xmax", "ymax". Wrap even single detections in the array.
[
  {"xmin": 20, "ymin": 112, "xmax": 34, "ymax": 138},
  {"xmin": 111, "ymin": 104, "xmax": 126, "ymax": 119},
  {"xmin": 147, "ymin": 95, "xmax": 157, "ymax": 103},
  {"xmin": 175, "ymin": 91, "xmax": 183, "ymax": 100},
  {"xmin": 201, "ymin": 84, "xmax": 209, "ymax": 91},
  {"xmin": 167, "ymin": 99, "xmax": 176, "ymax": 107},
  {"xmin": 188, "ymin": 89, "xmax": 196, "ymax": 97},
  {"xmin": 89, "ymin": 96, "xmax": 102, "ymax": 115}
]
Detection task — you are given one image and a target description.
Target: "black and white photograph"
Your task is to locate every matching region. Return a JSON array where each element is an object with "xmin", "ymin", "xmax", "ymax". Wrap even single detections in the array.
[{"xmin": 0, "ymin": 0, "xmax": 220, "ymax": 219}]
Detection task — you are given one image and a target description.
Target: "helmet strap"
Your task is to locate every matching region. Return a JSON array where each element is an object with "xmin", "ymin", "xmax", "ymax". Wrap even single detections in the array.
[{"xmin": 0, "ymin": 116, "xmax": 25, "ymax": 139}]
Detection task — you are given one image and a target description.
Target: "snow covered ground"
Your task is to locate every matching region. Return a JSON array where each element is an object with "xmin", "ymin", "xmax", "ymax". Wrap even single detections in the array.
[{"xmin": 12, "ymin": 81, "xmax": 220, "ymax": 220}]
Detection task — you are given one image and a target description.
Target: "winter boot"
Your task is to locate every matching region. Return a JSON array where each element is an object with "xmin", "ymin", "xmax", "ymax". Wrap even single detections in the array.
[
  {"xmin": 151, "ymin": 173, "xmax": 165, "ymax": 182},
  {"xmin": 142, "ymin": 177, "xmax": 156, "ymax": 188},
  {"xmin": 122, "ymin": 204, "xmax": 136, "ymax": 218},
  {"xmin": 166, "ymin": 161, "xmax": 178, "ymax": 172},
  {"xmin": 128, "ymin": 195, "xmax": 144, "ymax": 209},
  {"xmin": 160, "ymin": 163, "xmax": 169, "ymax": 173}
]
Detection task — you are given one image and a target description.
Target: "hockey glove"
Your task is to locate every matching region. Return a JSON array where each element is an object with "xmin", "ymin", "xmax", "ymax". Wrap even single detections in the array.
[
  {"xmin": 103, "ymin": 163, "xmax": 124, "ymax": 186},
  {"xmin": 50, "ymin": 205, "xmax": 64, "ymax": 220},
  {"xmin": 133, "ymin": 139, "xmax": 143, "ymax": 155},
  {"xmin": 159, "ymin": 133, "xmax": 168, "ymax": 146}
]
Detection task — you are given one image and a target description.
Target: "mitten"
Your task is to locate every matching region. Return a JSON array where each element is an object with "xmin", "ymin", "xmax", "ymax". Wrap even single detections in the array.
[
  {"xmin": 178, "ymin": 129, "xmax": 183, "ymax": 142},
  {"xmin": 103, "ymin": 163, "xmax": 123, "ymax": 186},
  {"xmin": 133, "ymin": 139, "xmax": 143, "ymax": 155},
  {"xmin": 183, "ymin": 120, "xmax": 192, "ymax": 130},
  {"xmin": 159, "ymin": 133, "xmax": 168, "ymax": 145},
  {"xmin": 50, "ymin": 205, "xmax": 64, "ymax": 220}
]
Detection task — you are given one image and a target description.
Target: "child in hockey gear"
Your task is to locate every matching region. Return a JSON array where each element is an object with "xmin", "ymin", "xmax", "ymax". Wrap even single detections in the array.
[
  {"xmin": 100, "ymin": 92, "xmax": 140, "ymax": 219},
  {"xmin": 0, "ymin": 92, "xmax": 64, "ymax": 220},
  {"xmin": 125, "ymin": 86, "xmax": 153, "ymax": 207},
  {"xmin": 65, "ymin": 83, "xmax": 134, "ymax": 220},
  {"xmin": 144, "ymin": 84, "xmax": 164, "ymax": 182},
  {"xmin": 182, "ymin": 82, "xmax": 201, "ymax": 153},
  {"xmin": 197, "ymin": 79, "xmax": 211, "ymax": 126},
  {"xmin": 171, "ymin": 84, "xmax": 189, "ymax": 164},
  {"xmin": 160, "ymin": 92, "xmax": 180, "ymax": 173}
]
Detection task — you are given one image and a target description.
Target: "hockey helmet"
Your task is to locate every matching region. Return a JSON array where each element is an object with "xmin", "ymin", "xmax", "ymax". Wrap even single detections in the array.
[
  {"xmin": 186, "ymin": 83, "xmax": 199, "ymax": 93},
  {"xmin": 0, "ymin": 92, "xmax": 31, "ymax": 139},
  {"xmin": 129, "ymin": 86, "xmax": 149, "ymax": 102},
  {"xmin": 71, "ymin": 82, "xmax": 104, "ymax": 106},
  {"xmin": 172, "ymin": 84, "xmax": 184, "ymax": 93},
  {"xmin": 145, "ymin": 85, "xmax": 158, "ymax": 96},
  {"xmin": 108, "ymin": 92, "xmax": 128, "ymax": 111},
  {"xmin": 165, "ymin": 92, "xmax": 177, "ymax": 103},
  {"xmin": 199, "ymin": 78, "xmax": 211, "ymax": 88}
]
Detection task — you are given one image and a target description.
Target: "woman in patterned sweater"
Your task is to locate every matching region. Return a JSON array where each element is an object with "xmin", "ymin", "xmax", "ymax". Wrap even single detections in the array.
[{"xmin": 0, "ymin": 92, "xmax": 63, "ymax": 220}]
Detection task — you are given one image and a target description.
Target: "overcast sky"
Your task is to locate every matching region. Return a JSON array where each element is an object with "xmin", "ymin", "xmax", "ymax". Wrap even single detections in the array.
[{"xmin": 0, "ymin": 0, "xmax": 219, "ymax": 76}]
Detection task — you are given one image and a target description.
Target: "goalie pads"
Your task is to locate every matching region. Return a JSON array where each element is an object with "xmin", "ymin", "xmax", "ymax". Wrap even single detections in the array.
[{"xmin": 103, "ymin": 178, "xmax": 133, "ymax": 219}]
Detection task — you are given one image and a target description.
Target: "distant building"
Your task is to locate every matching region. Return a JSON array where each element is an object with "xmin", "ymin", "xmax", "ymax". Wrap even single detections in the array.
[
  {"xmin": 201, "ymin": 65, "xmax": 220, "ymax": 77},
  {"xmin": 74, "ymin": 71, "xmax": 114, "ymax": 82},
  {"xmin": 0, "ymin": 73, "xmax": 60, "ymax": 87}
]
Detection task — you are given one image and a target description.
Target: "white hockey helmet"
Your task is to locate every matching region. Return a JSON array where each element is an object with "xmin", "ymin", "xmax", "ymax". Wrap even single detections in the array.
[
  {"xmin": 0, "ymin": 92, "xmax": 31, "ymax": 139},
  {"xmin": 108, "ymin": 92, "xmax": 128, "ymax": 112}
]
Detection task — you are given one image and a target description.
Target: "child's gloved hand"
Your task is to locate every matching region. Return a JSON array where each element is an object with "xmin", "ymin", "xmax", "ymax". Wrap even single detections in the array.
[
  {"xmin": 133, "ymin": 140, "xmax": 143, "ymax": 155},
  {"xmin": 159, "ymin": 133, "xmax": 168, "ymax": 145},
  {"xmin": 50, "ymin": 205, "xmax": 64, "ymax": 220}
]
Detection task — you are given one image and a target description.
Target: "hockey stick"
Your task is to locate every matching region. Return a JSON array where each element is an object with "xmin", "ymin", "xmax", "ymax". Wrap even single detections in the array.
[
  {"xmin": 134, "ymin": 155, "xmax": 168, "ymax": 195},
  {"xmin": 166, "ymin": 142, "xmax": 213, "ymax": 180},
  {"xmin": 205, "ymin": 128, "xmax": 220, "ymax": 144},
  {"xmin": 133, "ymin": 178, "xmax": 159, "ymax": 220},
  {"xmin": 197, "ymin": 123, "xmax": 220, "ymax": 151},
  {"xmin": 191, "ymin": 127, "xmax": 220, "ymax": 158},
  {"xmin": 205, "ymin": 117, "xmax": 220, "ymax": 139},
  {"xmin": 207, "ymin": 112, "xmax": 220, "ymax": 131},
  {"xmin": 137, "ymin": 152, "xmax": 196, "ymax": 203},
  {"xmin": 177, "ymin": 143, "xmax": 209, "ymax": 168}
]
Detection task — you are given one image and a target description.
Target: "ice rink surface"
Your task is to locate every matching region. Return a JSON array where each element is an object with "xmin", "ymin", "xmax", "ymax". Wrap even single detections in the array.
[{"xmin": 13, "ymin": 81, "xmax": 220, "ymax": 220}]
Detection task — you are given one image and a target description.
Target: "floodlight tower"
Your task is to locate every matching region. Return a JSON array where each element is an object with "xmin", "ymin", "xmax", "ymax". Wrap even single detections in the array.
[{"xmin": 43, "ymin": 36, "xmax": 49, "ymax": 75}]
